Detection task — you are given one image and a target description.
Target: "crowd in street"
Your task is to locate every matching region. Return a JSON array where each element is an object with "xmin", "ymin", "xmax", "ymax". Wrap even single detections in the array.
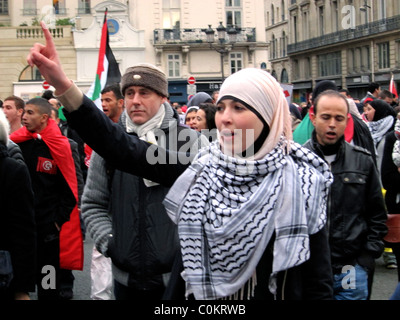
[{"xmin": 1, "ymin": 21, "xmax": 400, "ymax": 301}]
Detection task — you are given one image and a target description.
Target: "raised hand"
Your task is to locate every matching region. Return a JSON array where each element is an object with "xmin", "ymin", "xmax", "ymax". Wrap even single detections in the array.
[{"xmin": 27, "ymin": 21, "xmax": 72, "ymax": 95}]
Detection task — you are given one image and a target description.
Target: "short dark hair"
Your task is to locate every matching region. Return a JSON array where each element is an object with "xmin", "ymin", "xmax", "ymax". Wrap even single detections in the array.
[
  {"xmin": 41, "ymin": 90, "xmax": 55, "ymax": 100},
  {"xmin": 339, "ymin": 88, "xmax": 350, "ymax": 96},
  {"xmin": 50, "ymin": 107, "xmax": 59, "ymax": 119},
  {"xmin": 101, "ymin": 83, "xmax": 123, "ymax": 100},
  {"xmin": 26, "ymin": 97, "xmax": 52, "ymax": 117},
  {"xmin": 313, "ymin": 90, "xmax": 349, "ymax": 114},
  {"xmin": 4, "ymin": 95, "xmax": 25, "ymax": 110},
  {"xmin": 379, "ymin": 89, "xmax": 394, "ymax": 99},
  {"xmin": 368, "ymin": 82, "xmax": 380, "ymax": 93}
]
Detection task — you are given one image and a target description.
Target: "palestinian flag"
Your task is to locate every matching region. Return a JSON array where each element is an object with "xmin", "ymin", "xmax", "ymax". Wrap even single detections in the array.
[
  {"xmin": 390, "ymin": 74, "xmax": 398, "ymax": 99},
  {"xmin": 86, "ymin": 8, "xmax": 121, "ymax": 108}
]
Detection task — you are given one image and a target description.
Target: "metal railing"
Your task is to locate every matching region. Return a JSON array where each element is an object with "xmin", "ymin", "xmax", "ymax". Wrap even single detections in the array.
[
  {"xmin": 15, "ymin": 25, "xmax": 70, "ymax": 39},
  {"xmin": 22, "ymin": 8, "xmax": 38, "ymax": 16},
  {"xmin": 77, "ymin": 7, "xmax": 91, "ymax": 15},
  {"xmin": 288, "ymin": 14, "xmax": 400, "ymax": 54},
  {"xmin": 54, "ymin": 7, "xmax": 68, "ymax": 15},
  {"xmin": 154, "ymin": 27, "xmax": 256, "ymax": 45}
]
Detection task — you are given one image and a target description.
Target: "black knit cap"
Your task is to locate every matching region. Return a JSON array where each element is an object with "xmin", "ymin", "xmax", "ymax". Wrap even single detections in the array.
[{"xmin": 312, "ymin": 80, "xmax": 338, "ymax": 104}]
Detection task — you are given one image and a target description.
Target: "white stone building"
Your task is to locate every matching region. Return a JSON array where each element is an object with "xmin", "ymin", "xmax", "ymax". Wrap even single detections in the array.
[{"xmin": 0, "ymin": 0, "xmax": 398, "ymax": 104}]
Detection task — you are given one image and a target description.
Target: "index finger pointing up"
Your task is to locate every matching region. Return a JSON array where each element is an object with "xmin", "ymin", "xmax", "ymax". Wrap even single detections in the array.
[{"xmin": 40, "ymin": 21, "xmax": 56, "ymax": 52}]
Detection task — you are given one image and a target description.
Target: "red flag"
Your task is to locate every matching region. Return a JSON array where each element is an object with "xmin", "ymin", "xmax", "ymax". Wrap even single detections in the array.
[{"xmin": 390, "ymin": 74, "xmax": 398, "ymax": 99}]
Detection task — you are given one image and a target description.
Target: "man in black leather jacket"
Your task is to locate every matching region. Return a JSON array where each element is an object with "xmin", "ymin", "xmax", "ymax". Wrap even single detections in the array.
[{"xmin": 304, "ymin": 90, "xmax": 387, "ymax": 300}]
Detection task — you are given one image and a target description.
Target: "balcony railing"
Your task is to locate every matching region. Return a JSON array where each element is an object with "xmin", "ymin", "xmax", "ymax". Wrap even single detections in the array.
[
  {"xmin": 154, "ymin": 27, "xmax": 256, "ymax": 45},
  {"xmin": 77, "ymin": 7, "xmax": 91, "ymax": 15},
  {"xmin": 22, "ymin": 8, "xmax": 38, "ymax": 16},
  {"xmin": 288, "ymin": 14, "xmax": 400, "ymax": 54},
  {"xmin": 15, "ymin": 25, "xmax": 70, "ymax": 39},
  {"xmin": 54, "ymin": 7, "xmax": 68, "ymax": 15}
]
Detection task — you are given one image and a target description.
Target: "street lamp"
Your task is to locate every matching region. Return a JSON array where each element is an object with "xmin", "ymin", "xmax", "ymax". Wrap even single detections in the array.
[
  {"xmin": 360, "ymin": 0, "xmax": 371, "ymax": 24},
  {"xmin": 204, "ymin": 22, "xmax": 238, "ymax": 82}
]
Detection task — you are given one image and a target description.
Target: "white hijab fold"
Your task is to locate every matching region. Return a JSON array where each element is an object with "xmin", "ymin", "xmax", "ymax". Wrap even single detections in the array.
[{"xmin": 217, "ymin": 68, "xmax": 293, "ymax": 160}]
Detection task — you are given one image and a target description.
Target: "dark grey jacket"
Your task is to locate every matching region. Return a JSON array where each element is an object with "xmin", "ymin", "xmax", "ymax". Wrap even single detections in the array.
[{"xmin": 81, "ymin": 106, "xmax": 209, "ymax": 290}]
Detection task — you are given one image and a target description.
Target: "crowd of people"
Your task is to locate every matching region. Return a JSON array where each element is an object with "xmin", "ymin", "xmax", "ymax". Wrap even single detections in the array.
[{"xmin": 0, "ymin": 21, "xmax": 399, "ymax": 301}]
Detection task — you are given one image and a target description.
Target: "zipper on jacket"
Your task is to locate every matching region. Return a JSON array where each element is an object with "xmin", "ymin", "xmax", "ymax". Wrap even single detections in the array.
[
  {"xmin": 138, "ymin": 179, "xmax": 147, "ymax": 290},
  {"xmin": 281, "ymin": 270, "xmax": 288, "ymax": 300}
]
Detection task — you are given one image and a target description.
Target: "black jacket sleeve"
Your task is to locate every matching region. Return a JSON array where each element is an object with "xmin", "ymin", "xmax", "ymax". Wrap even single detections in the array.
[
  {"xmin": 300, "ymin": 227, "xmax": 334, "ymax": 300},
  {"xmin": 2, "ymin": 158, "xmax": 36, "ymax": 293},
  {"xmin": 54, "ymin": 170, "xmax": 77, "ymax": 228},
  {"xmin": 381, "ymin": 131, "xmax": 400, "ymax": 213},
  {"xmin": 64, "ymin": 96, "xmax": 190, "ymax": 187}
]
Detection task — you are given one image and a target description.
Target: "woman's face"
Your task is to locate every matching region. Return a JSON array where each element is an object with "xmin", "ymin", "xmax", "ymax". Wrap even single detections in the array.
[
  {"xmin": 215, "ymin": 98, "xmax": 264, "ymax": 156},
  {"xmin": 363, "ymin": 103, "xmax": 375, "ymax": 122},
  {"xmin": 193, "ymin": 109, "xmax": 208, "ymax": 131},
  {"xmin": 185, "ymin": 110, "xmax": 197, "ymax": 129}
]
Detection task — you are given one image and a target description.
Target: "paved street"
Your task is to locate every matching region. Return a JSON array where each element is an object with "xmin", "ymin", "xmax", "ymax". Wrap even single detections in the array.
[
  {"xmin": 31, "ymin": 236, "xmax": 399, "ymax": 300},
  {"xmin": 370, "ymin": 254, "xmax": 399, "ymax": 300}
]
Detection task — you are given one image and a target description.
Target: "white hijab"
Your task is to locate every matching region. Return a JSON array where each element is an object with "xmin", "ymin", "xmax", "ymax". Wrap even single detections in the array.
[{"xmin": 217, "ymin": 68, "xmax": 293, "ymax": 160}]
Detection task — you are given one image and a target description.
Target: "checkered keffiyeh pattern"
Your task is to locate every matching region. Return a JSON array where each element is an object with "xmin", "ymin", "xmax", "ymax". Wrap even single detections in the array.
[{"xmin": 164, "ymin": 139, "xmax": 332, "ymax": 300}]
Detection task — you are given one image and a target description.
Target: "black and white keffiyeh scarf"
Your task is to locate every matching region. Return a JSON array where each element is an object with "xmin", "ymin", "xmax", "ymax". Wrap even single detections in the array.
[
  {"xmin": 163, "ymin": 139, "xmax": 333, "ymax": 300},
  {"xmin": 368, "ymin": 115, "xmax": 394, "ymax": 147}
]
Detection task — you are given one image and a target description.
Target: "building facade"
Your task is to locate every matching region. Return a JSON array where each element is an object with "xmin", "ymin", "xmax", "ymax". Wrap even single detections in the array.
[
  {"xmin": 0, "ymin": 0, "xmax": 270, "ymax": 103},
  {"xmin": 264, "ymin": 0, "xmax": 290, "ymax": 86},
  {"xmin": 0, "ymin": 0, "xmax": 398, "ymax": 104},
  {"xmin": 288, "ymin": 0, "xmax": 400, "ymax": 103}
]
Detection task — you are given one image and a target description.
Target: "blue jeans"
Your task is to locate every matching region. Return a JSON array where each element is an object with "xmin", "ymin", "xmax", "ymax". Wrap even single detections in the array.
[
  {"xmin": 390, "ymin": 282, "xmax": 400, "ymax": 300},
  {"xmin": 333, "ymin": 264, "xmax": 369, "ymax": 300}
]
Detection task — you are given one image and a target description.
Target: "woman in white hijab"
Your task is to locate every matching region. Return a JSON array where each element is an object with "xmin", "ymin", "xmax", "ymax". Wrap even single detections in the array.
[
  {"xmin": 28, "ymin": 26, "xmax": 334, "ymax": 301},
  {"xmin": 164, "ymin": 68, "xmax": 334, "ymax": 300}
]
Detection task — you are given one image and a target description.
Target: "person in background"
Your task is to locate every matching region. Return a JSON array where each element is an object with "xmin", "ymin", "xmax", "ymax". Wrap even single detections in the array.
[
  {"xmin": 294, "ymin": 81, "xmax": 376, "ymax": 163},
  {"xmin": 289, "ymin": 103, "xmax": 302, "ymax": 132},
  {"xmin": 42, "ymin": 90, "xmax": 67, "ymax": 123},
  {"xmin": 187, "ymin": 92, "xmax": 213, "ymax": 108},
  {"xmin": 172, "ymin": 102, "xmax": 185, "ymax": 124},
  {"xmin": 211, "ymin": 90, "xmax": 219, "ymax": 104},
  {"xmin": 340, "ymin": 88, "xmax": 364, "ymax": 115},
  {"xmin": 192, "ymin": 102, "xmax": 217, "ymax": 142},
  {"xmin": 1, "ymin": 96, "xmax": 24, "ymax": 134},
  {"xmin": 304, "ymin": 90, "xmax": 387, "ymax": 300},
  {"xmin": 184, "ymin": 106, "xmax": 198, "ymax": 129},
  {"xmin": 100, "ymin": 84, "xmax": 124, "ymax": 124},
  {"xmin": 185, "ymin": 92, "xmax": 214, "ymax": 129},
  {"xmin": 364, "ymin": 99, "xmax": 397, "ymax": 171},
  {"xmin": 379, "ymin": 89, "xmax": 398, "ymax": 108},
  {"xmin": 364, "ymin": 99, "xmax": 398, "ymax": 271},
  {"xmin": 9, "ymin": 97, "xmax": 82, "ymax": 300},
  {"xmin": 0, "ymin": 109, "xmax": 36, "ymax": 300},
  {"xmin": 380, "ymin": 119, "xmax": 400, "ymax": 283},
  {"xmin": 361, "ymin": 82, "xmax": 381, "ymax": 105}
]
